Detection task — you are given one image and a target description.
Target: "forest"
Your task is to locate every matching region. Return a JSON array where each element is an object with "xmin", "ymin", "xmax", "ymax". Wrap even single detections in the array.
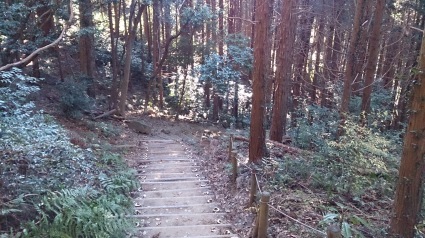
[{"xmin": 1, "ymin": 0, "xmax": 425, "ymax": 237}]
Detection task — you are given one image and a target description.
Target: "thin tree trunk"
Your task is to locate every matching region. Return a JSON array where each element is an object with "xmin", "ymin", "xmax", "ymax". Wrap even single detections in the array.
[
  {"xmin": 108, "ymin": 2, "xmax": 119, "ymax": 109},
  {"xmin": 311, "ymin": 15, "xmax": 324, "ymax": 105},
  {"xmin": 152, "ymin": 0, "xmax": 163, "ymax": 109},
  {"xmin": 218, "ymin": 0, "xmax": 224, "ymax": 55}
]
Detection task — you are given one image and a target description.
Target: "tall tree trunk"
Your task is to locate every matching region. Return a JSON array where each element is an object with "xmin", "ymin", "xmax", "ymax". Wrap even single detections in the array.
[
  {"xmin": 249, "ymin": 0, "xmax": 272, "ymax": 163},
  {"xmin": 292, "ymin": 0, "xmax": 313, "ymax": 119},
  {"xmin": 338, "ymin": 0, "xmax": 365, "ymax": 136},
  {"xmin": 311, "ymin": 14, "xmax": 324, "ymax": 105},
  {"xmin": 228, "ymin": 0, "xmax": 235, "ymax": 35},
  {"xmin": 152, "ymin": 0, "xmax": 163, "ymax": 108},
  {"xmin": 143, "ymin": 6, "xmax": 152, "ymax": 62},
  {"xmin": 360, "ymin": 0, "xmax": 385, "ymax": 123},
  {"xmin": 390, "ymin": 24, "xmax": 425, "ymax": 238},
  {"xmin": 218, "ymin": 0, "xmax": 224, "ymax": 55},
  {"xmin": 108, "ymin": 2, "xmax": 120, "ymax": 109},
  {"xmin": 117, "ymin": 2, "xmax": 145, "ymax": 116},
  {"xmin": 322, "ymin": 11, "xmax": 336, "ymax": 108},
  {"xmin": 78, "ymin": 0, "xmax": 95, "ymax": 78},
  {"xmin": 143, "ymin": 6, "xmax": 152, "ymax": 110},
  {"xmin": 211, "ymin": 0, "xmax": 217, "ymax": 50},
  {"xmin": 269, "ymin": 0, "xmax": 294, "ymax": 142},
  {"xmin": 351, "ymin": 0, "xmax": 371, "ymax": 96},
  {"xmin": 79, "ymin": 0, "xmax": 96, "ymax": 97}
]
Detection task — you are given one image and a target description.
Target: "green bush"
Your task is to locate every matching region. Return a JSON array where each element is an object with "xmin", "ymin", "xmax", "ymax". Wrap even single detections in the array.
[
  {"xmin": 288, "ymin": 105, "xmax": 401, "ymax": 197},
  {"xmin": 58, "ymin": 80, "xmax": 93, "ymax": 119}
]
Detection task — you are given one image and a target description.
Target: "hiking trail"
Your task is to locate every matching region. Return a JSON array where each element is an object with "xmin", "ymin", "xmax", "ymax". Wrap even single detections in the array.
[{"xmin": 129, "ymin": 138, "xmax": 239, "ymax": 238}]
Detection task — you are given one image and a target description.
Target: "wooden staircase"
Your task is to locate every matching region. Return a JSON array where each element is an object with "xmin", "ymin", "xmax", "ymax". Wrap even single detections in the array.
[{"xmin": 130, "ymin": 139, "xmax": 239, "ymax": 238}]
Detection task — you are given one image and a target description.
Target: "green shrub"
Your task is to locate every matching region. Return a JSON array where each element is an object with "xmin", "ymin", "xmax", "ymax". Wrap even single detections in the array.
[
  {"xmin": 0, "ymin": 68, "xmax": 138, "ymax": 237},
  {"xmin": 288, "ymin": 105, "xmax": 401, "ymax": 197},
  {"xmin": 58, "ymin": 80, "xmax": 93, "ymax": 119}
]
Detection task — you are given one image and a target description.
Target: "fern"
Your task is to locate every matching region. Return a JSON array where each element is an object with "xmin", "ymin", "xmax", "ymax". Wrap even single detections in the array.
[
  {"xmin": 23, "ymin": 187, "xmax": 133, "ymax": 238},
  {"xmin": 0, "ymin": 194, "xmax": 25, "ymax": 216},
  {"xmin": 99, "ymin": 170, "xmax": 139, "ymax": 195}
]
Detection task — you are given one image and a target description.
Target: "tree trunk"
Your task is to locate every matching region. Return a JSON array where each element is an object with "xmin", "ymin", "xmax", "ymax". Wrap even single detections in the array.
[
  {"xmin": 311, "ymin": 14, "xmax": 324, "ymax": 105},
  {"xmin": 212, "ymin": 92, "xmax": 219, "ymax": 121},
  {"xmin": 108, "ymin": 2, "xmax": 120, "ymax": 109},
  {"xmin": 33, "ymin": 1, "xmax": 54, "ymax": 78},
  {"xmin": 269, "ymin": 0, "xmax": 294, "ymax": 142},
  {"xmin": 292, "ymin": 0, "xmax": 313, "ymax": 121},
  {"xmin": 249, "ymin": 0, "xmax": 272, "ymax": 163},
  {"xmin": 79, "ymin": 0, "xmax": 96, "ymax": 97},
  {"xmin": 360, "ymin": 0, "xmax": 385, "ymax": 123},
  {"xmin": 228, "ymin": 0, "xmax": 235, "ymax": 35},
  {"xmin": 117, "ymin": 2, "xmax": 145, "ymax": 116},
  {"xmin": 152, "ymin": 0, "xmax": 163, "ymax": 108},
  {"xmin": 390, "ymin": 24, "xmax": 425, "ymax": 238},
  {"xmin": 338, "ymin": 0, "xmax": 365, "ymax": 136},
  {"xmin": 218, "ymin": 0, "xmax": 224, "ymax": 56},
  {"xmin": 322, "ymin": 15, "xmax": 335, "ymax": 108},
  {"xmin": 351, "ymin": 0, "xmax": 371, "ymax": 96}
]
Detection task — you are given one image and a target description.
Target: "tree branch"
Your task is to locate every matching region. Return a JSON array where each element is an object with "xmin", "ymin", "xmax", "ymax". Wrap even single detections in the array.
[
  {"xmin": 149, "ymin": 23, "xmax": 188, "ymax": 80},
  {"xmin": 0, "ymin": 1, "xmax": 74, "ymax": 72}
]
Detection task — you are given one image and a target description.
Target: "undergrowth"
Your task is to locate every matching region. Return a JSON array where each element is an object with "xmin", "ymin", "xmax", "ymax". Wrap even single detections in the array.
[
  {"xmin": 0, "ymin": 68, "xmax": 138, "ymax": 237},
  {"xmin": 255, "ymin": 103, "xmax": 402, "ymax": 237}
]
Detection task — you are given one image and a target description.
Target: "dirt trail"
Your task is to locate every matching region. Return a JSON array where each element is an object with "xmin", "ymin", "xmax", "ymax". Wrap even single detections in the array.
[{"xmin": 129, "ymin": 137, "xmax": 239, "ymax": 238}]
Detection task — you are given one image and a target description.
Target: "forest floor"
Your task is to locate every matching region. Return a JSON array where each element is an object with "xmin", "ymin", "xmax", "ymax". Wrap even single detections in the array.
[{"xmin": 31, "ymin": 83, "xmax": 394, "ymax": 238}]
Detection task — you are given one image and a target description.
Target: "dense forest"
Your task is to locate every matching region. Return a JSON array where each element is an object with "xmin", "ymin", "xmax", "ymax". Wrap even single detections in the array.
[{"xmin": 1, "ymin": 0, "xmax": 425, "ymax": 237}]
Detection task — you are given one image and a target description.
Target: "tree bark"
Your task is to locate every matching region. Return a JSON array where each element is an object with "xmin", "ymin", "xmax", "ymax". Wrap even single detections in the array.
[
  {"xmin": 108, "ymin": 2, "xmax": 120, "ymax": 109},
  {"xmin": 338, "ymin": 0, "xmax": 365, "ymax": 136},
  {"xmin": 152, "ymin": 0, "xmax": 163, "ymax": 108},
  {"xmin": 249, "ymin": 0, "xmax": 272, "ymax": 163},
  {"xmin": 78, "ymin": 0, "xmax": 95, "ymax": 81},
  {"xmin": 269, "ymin": 0, "xmax": 294, "ymax": 142},
  {"xmin": 360, "ymin": 0, "xmax": 385, "ymax": 123},
  {"xmin": 218, "ymin": 0, "xmax": 224, "ymax": 56},
  {"xmin": 311, "ymin": 14, "xmax": 324, "ymax": 105},
  {"xmin": 117, "ymin": 1, "xmax": 145, "ymax": 116},
  {"xmin": 292, "ymin": 0, "xmax": 313, "ymax": 120},
  {"xmin": 390, "ymin": 24, "xmax": 425, "ymax": 238}
]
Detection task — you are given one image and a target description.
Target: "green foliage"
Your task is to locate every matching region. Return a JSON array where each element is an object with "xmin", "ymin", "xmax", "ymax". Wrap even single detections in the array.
[
  {"xmin": 58, "ymin": 79, "xmax": 93, "ymax": 119},
  {"xmin": 0, "ymin": 69, "xmax": 138, "ymax": 237},
  {"xmin": 84, "ymin": 120, "xmax": 121, "ymax": 138},
  {"xmin": 22, "ymin": 187, "xmax": 133, "ymax": 238},
  {"xmin": 0, "ymin": 195, "xmax": 25, "ymax": 217},
  {"xmin": 180, "ymin": 3, "xmax": 214, "ymax": 30},
  {"xmin": 99, "ymin": 170, "xmax": 139, "ymax": 195},
  {"xmin": 225, "ymin": 34, "xmax": 253, "ymax": 70},
  {"xmin": 288, "ymin": 105, "xmax": 401, "ymax": 197},
  {"xmin": 198, "ymin": 35, "xmax": 252, "ymax": 95},
  {"xmin": 0, "ymin": 1, "xmax": 68, "ymax": 65}
]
